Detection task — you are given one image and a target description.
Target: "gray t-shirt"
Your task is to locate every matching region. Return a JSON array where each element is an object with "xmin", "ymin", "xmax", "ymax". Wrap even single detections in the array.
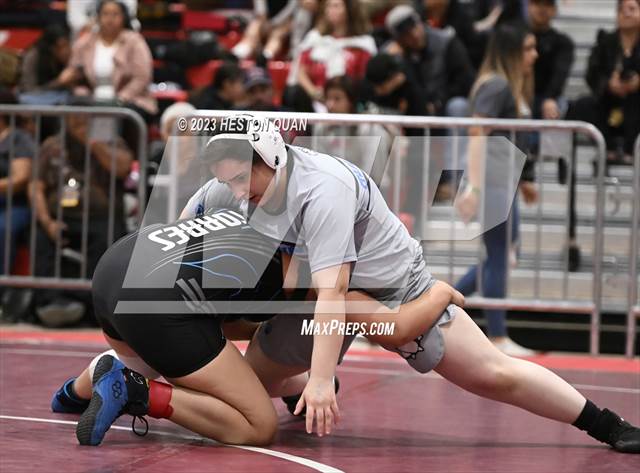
[
  {"xmin": 472, "ymin": 75, "xmax": 517, "ymax": 119},
  {"xmin": 470, "ymin": 76, "xmax": 528, "ymax": 220},
  {"xmin": 0, "ymin": 129, "xmax": 34, "ymax": 205},
  {"xmin": 184, "ymin": 144, "xmax": 421, "ymax": 303}
]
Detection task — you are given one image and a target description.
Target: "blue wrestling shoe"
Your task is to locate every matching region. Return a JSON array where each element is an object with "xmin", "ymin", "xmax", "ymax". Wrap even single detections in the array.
[
  {"xmin": 51, "ymin": 378, "xmax": 89, "ymax": 414},
  {"xmin": 76, "ymin": 355, "xmax": 150, "ymax": 446}
]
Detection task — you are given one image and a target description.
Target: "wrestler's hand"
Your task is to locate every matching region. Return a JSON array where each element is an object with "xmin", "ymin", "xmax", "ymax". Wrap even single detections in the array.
[
  {"xmin": 431, "ymin": 280, "xmax": 465, "ymax": 307},
  {"xmin": 294, "ymin": 376, "xmax": 340, "ymax": 437}
]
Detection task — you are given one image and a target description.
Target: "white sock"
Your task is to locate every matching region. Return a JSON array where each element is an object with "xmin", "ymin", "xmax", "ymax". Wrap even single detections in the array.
[{"xmin": 89, "ymin": 349, "xmax": 161, "ymax": 381}]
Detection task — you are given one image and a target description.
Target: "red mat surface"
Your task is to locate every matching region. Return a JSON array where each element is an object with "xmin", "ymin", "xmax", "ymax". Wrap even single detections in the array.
[{"xmin": 1, "ymin": 335, "xmax": 639, "ymax": 472}]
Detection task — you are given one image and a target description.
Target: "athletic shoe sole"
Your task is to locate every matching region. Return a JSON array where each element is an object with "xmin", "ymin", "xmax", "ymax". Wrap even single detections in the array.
[
  {"xmin": 76, "ymin": 355, "xmax": 117, "ymax": 446},
  {"xmin": 36, "ymin": 303, "xmax": 85, "ymax": 328}
]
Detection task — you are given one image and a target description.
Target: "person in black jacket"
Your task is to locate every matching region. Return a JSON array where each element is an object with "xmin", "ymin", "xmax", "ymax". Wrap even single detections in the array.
[
  {"xmin": 585, "ymin": 0, "xmax": 640, "ymax": 160},
  {"xmin": 384, "ymin": 5, "xmax": 476, "ymax": 119},
  {"xmin": 529, "ymin": 0, "xmax": 575, "ymax": 120},
  {"xmin": 190, "ymin": 62, "xmax": 246, "ymax": 111},
  {"xmin": 384, "ymin": 5, "xmax": 476, "ymax": 215}
]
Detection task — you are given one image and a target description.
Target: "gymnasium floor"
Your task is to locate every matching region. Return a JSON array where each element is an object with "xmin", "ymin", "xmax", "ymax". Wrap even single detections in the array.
[{"xmin": 1, "ymin": 328, "xmax": 638, "ymax": 473}]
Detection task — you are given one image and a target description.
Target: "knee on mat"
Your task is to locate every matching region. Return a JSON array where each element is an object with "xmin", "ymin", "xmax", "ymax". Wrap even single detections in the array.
[
  {"xmin": 244, "ymin": 411, "xmax": 278, "ymax": 446},
  {"xmin": 251, "ymin": 418, "xmax": 278, "ymax": 446},
  {"xmin": 215, "ymin": 414, "xmax": 277, "ymax": 446}
]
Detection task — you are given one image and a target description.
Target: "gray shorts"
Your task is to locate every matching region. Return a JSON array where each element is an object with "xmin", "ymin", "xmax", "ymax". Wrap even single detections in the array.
[
  {"xmin": 256, "ymin": 244, "xmax": 456, "ymax": 372},
  {"xmin": 392, "ymin": 244, "xmax": 456, "ymax": 373},
  {"xmin": 256, "ymin": 312, "xmax": 357, "ymax": 369}
]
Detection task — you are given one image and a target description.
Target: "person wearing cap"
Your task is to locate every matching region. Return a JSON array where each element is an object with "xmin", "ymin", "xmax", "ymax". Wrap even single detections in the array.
[
  {"xmin": 384, "ymin": 4, "xmax": 475, "ymax": 119},
  {"xmin": 242, "ymin": 66, "xmax": 278, "ymax": 111}
]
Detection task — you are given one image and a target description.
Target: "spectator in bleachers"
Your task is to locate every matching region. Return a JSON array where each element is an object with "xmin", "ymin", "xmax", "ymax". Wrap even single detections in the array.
[
  {"xmin": 384, "ymin": 5, "xmax": 474, "ymax": 119},
  {"xmin": 414, "ymin": 0, "xmax": 487, "ymax": 68},
  {"xmin": 231, "ymin": 0, "xmax": 298, "ymax": 60},
  {"xmin": 243, "ymin": 66, "xmax": 279, "ymax": 111},
  {"xmin": 585, "ymin": 0, "xmax": 640, "ymax": 162},
  {"xmin": 454, "ymin": 22, "xmax": 539, "ymax": 356},
  {"xmin": 528, "ymin": 0, "xmax": 574, "ymax": 121},
  {"xmin": 312, "ymin": 71, "xmax": 400, "ymax": 196},
  {"xmin": 359, "ymin": 54, "xmax": 416, "ymax": 201},
  {"xmin": 323, "ymin": 75, "xmax": 358, "ymax": 114},
  {"xmin": 290, "ymin": 0, "xmax": 320, "ymax": 59},
  {"xmin": 18, "ymin": 24, "xmax": 72, "ymax": 105},
  {"xmin": 361, "ymin": 53, "xmax": 417, "ymax": 117},
  {"xmin": 384, "ymin": 5, "xmax": 475, "ymax": 209},
  {"xmin": 287, "ymin": 0, "xmax": 376, "ymax": 112},
  {"xmin": 29, "ymin": 106, "xmax": 132, "ymax": 327},
  {"xmin": 191, "ymin": 62, "xmax": 246, "ymax": 110},
  {"xmin": 0, "ymin": 93, "xmax": 34, "ymax": 275},
  {"xmin": 311, "ymin": 76, "xmax": 360, "ymax": 159},
  {"xmin": 56, "ymin": 0, "xmax": 157, "ymax": 119},
  {"xmin": 67, "ymin": 0, "xmax": 139, "ymax": 37}
]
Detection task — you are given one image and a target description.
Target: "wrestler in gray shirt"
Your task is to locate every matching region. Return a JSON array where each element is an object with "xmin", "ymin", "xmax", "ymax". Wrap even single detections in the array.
[{"xmin": 183, "ymin": 144, "xmax": 436, "ymax": 306}]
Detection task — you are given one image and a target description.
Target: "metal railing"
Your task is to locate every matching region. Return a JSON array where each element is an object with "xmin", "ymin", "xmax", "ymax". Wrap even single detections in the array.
[
  {"xmin": 625, "ymin": 135, "xmax": 640, "ymax": 357},
  {"xmin": 0, "ymin": 105, "xmax": 147, "ymax": 291},
  {"xmin": 157, "ymin": 110, "xmax": 608, "ymax": 355}
]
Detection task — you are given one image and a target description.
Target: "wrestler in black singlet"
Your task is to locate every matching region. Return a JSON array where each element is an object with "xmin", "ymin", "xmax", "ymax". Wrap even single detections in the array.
[{"xmin": 91, "ymin": 208, "xmax": 284, "ymax": 378}]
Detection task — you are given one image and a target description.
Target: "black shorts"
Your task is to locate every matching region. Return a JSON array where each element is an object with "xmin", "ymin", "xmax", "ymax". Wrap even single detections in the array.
[{"xmin": 92, "ymin": 209, "xmax": 284, "ymax": 378}]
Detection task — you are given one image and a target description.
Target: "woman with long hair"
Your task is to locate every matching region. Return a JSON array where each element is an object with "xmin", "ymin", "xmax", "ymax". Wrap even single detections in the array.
[
  {"xmin": 19, "ymin": 24, "xmax": 71, "ymax": 94},
  {"xmin": 455, "ymin": 22, "xmax": 539, "ymax": 356},
  {"xmin": 287, "ymin": 0, "xmax": 376, "ymax": 111}
]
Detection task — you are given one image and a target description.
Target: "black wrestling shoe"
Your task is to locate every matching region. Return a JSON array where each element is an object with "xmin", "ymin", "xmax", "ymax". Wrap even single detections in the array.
[
  {"xmin": 282, "ymin": 376, "xmax": 340, "ymax": 417},
  {"xmin": 600, "ymin": 409, "xmax": 640, "ymax": 453}
]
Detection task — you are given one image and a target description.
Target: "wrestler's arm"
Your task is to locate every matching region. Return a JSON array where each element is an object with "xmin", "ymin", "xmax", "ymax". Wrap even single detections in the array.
[
  {"xmin": 295, "ymin": 263, "xmax": 349, "ymax": 436},
  {"xmin": 282, "ymin": 253, "xmax": 464, "ymax": 346},
  {"xmin": 345, "ymin": 282, "xmax": 464, "ymax": 347}
]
